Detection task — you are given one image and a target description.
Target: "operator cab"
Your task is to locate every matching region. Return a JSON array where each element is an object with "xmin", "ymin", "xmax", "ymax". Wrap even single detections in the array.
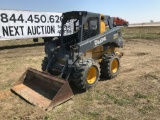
[{"xmin": 61, "ymin": 11, "xmax": 111, "ymax": 51}]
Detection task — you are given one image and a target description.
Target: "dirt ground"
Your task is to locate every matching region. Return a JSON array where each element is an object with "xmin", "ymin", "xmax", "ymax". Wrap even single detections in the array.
[{"xmin": 0, "ymin": 38, "xmax": 160, "ymax": 120}]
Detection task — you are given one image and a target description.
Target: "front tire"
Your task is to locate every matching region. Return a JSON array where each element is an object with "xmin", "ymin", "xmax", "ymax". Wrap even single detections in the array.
[
  {"xmin": 73, "ymin": 59, "xmax": 100, "ymax": 90},
  {"xmin": 100, "ymin": 53, "xmax": 120, "ymax": 79}
]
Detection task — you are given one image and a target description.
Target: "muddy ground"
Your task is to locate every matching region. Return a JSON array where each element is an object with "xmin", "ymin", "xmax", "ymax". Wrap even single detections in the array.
[{"xmin": 0, "ymin": 38, "xmax": 160, "ymax": 120}]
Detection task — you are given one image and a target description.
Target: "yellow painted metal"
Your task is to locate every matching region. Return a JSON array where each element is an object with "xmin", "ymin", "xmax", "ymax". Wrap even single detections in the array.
[
  {"xmin": 87, "ymin": 66, "xmax": 97, "ymax": 84},
  {"xmin": 111, "ymin": 59, "xmax": 119, "ymax": 73},
  {"xmin": 105, "ymin": 47, "xmax": 115, "ymax": 54},
  {"xmin": 100, "ymin": 14, "xmax": 106, "ymax": 34}
]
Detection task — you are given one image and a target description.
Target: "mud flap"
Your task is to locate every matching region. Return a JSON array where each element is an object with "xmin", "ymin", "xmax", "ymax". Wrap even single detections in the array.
[{"xmin": 11, "ymin": 68, "xmax": 74, "ymax": 111}]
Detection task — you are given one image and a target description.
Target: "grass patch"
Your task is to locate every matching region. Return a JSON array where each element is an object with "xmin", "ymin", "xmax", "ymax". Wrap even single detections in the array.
[
  {"xmin": 122, "ymin": 26, "xmax": 160, "ymax": 39},
  {"xmin": 104, "ymin": 93, "xmax": 135, "ymax": 106},
  {"xmin": 0, "ymin": 79, "xmax": 15, "ymax": 90},
  {"xmin": 106, "ymin": 115, "xmax": 117, "ymax": 120},
  {"xmin": 44, "ymin": 115, "xmax": 50, "ymax": 120},
  {"xmin": 0, "ymin": 38, "xmax": 44, "ymax": 47},
  {"xmin": 88, "ymin": 111, "xmax": 100, "ymax": 118},
  {"xmin": 138, "ymin": 105, "xmax": 154, "ymax": 114},
  {"xmin": 114, "ymin": 99, "xmax": 128, "ymax": 106},
  {"xmin": 143, "ymin": 73, "xmax": 159, "ymax": 80},
  {"xmin": 134, "ymin": 92, "xmax": 147, "ymax": 99}
]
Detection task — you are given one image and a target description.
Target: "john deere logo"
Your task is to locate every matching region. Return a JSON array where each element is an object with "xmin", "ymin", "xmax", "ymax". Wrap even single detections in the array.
[{"xmin": 94, "ymin": 37, "xmax": 106, "ymax": 46}]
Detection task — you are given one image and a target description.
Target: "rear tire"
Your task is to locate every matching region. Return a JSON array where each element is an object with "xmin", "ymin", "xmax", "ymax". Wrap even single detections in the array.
[
  {"xmin": 73, "ymin": 59, "xmax": 100, "ymax": 90},
  {"xmin": 100, "ymin": 53, "xmax": 120, "ymax": 79}
]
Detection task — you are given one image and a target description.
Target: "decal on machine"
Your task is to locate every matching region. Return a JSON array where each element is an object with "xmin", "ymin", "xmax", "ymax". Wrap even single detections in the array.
[{"xmin": 94, "ymin": 37, "xmax": 106, "ymax": 46}]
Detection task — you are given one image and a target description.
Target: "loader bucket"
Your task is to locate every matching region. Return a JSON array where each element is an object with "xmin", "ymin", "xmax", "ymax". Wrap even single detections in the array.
[{"xmin": 11, "ymin": 68, "xmax": 73, "ymax": 111}]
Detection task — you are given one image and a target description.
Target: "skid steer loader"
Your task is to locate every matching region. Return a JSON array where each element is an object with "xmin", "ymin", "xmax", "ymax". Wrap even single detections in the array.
[{"xmin": 12, "ymin": 11, "xmax": 123, "ymax": 110}]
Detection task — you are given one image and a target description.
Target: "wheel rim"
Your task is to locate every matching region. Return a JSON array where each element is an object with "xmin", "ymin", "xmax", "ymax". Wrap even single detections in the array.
[
  {"xmin": 111, "ymin": 59, "xmax": 119, "ymax": 73},
  {"xmin": 87, "ymin": 66, "xmax": 97, "ymax": 84}
]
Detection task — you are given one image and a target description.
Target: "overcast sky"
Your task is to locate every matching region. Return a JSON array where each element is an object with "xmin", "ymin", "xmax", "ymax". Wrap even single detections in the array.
[{"xmin": 0, "ymin": 0, "xmax": 160, "ymax": 23}]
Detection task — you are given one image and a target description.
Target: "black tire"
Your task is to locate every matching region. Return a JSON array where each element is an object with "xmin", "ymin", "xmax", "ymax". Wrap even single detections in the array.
[
  {"xmin": 100, "ymin": 53, "xmax": 120, "ymax": 79},
  {"xmin": 73, "ymin": 59, "xmax": 100, "ymax": 90},
  {"xmin": 41, "ymin": 56, "xmax": 48, "ymax": 71}
]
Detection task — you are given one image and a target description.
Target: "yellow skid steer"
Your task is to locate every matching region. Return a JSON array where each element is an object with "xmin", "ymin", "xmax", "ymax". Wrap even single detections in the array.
[{"xmin": 12, "ymin": 11, "xmax": 123, "ymax": 110}]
